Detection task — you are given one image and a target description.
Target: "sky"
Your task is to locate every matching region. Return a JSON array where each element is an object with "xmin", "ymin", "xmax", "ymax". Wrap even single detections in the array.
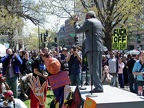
[
  {"xmin": 22, "ymin": 0, "xmax": 74, "ymax": 36},
  {"xmin": 23, "ymin": 15, "xmax": 68, "ymax": 36}
]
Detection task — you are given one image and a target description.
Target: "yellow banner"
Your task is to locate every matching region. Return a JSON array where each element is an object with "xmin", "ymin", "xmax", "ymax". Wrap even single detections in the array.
[{"xmin": 112, "ymin": 28, "xmax": 127, "ymax": 50}]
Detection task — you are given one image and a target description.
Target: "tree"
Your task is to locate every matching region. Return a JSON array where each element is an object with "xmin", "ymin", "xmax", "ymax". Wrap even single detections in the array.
[
  {"xmin": 0, "ymin": 0, "xmax": 48, "ymax": 48},
  {"xmin": 23, "ymin": 27, "xmax": 57, "ymax": 50},
  {"xmin": 0, "ymin": 0, "xmax": 47, "ymax": 25},
  {"xmin": 79, "ymin": 0, "xmax": 144, "ymax": 50},
  {"xmin": 39, "ymin": 0, "xmax": 74, "ymax": 18},
  {"xmin": 26, "ymin": 35, "xmax": 39, "ymax": 50}
]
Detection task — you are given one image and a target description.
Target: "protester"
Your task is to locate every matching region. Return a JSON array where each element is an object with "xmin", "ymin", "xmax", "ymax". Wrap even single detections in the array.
[
  {"xmin": 19, "ymin": 50, "xmax": 26, "ymax": 78},
  {"xmin": 101, "ymin": 65, "xmax": 113, "ymax": 85},
  {"xmin": 0, "ymin": 90, "xmax": 27, "ymax": 108},
  {"xmin": 0, "ymin": 74, "xmax": 10, "ymax": 99},
  {"xmin": 66, "ymin": 45, "xmax": 82, "ymax": 86},
  {"xmin": 30, "ymin": 50, "xmax": 48, "ymax": 108},
  {"xmin": 122, "ymin": 56, "xmax": 129, "ymax": 86},
  {"xmin": 127, "ymin": 54, "xmax": 137, "ymax": 93},
  {"xmin": 52, "ymin": 48, "xmax": 60, "ymax": 59},
  {"xmin": 107, "ymin": 52, "xmax": 119, "ymax": 87},
  {"xmin": 57, "ymin": 47, "xmax": 69, "ymax": 71},
  {"xmin": 43, "ymin": 47, "xmax": 49, "ymax": 55},
  {"xmin": 102, "ymin": 55, "xmax": 107, "ymax": 67},
  {"xmin": 1, "ymin": 48, "xmax": 23, "ymax": 98},
  {"xmin": 133, "ymin": 51, "xmax": 144, "ymax": 94},
  {"xmin": 118, "ymin": 57, "xmax": 125, "ymax": 88},
  {"xmin": 19, "ymin": 51, "xmax": 33, "ymax": 100},
  {"xmin": 43, "ymin": 56, "xmax": 70, "ymax": 108}
]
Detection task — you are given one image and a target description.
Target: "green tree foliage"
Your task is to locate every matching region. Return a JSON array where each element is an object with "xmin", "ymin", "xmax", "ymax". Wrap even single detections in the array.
[
  {"xmin": 24, "ymin": 27, "xmax": 57, "ymax": 50},
  {"xmin": 0, "ymin": 0, "xmax": 47, "ymax": 48},
  {"xmin": 39, "ymin": 0, "xmax": 74, "ymax": 18},
  {"xmin": 26, "ymin": 35, "xmax": 39, "ymax": 51},
  {"xmin": 0, "ymin": 0, "xmax": 47, "ymax": 25}
]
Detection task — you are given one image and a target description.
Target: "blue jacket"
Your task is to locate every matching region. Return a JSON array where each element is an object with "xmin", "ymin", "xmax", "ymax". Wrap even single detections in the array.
[
  {"xmin": 132, "ymin": 60, "xmax": 144, "ymax": 81},
  {"xmin": 1, "ymin": 54, "xmax": 23, "ymax": 75}
]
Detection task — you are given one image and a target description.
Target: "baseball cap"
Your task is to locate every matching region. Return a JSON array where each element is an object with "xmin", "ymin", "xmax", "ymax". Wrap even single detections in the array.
[
  {"xmin": 4, "ymin": 90, "xmax": 13, "ymax": 97},
  {"xmin": 62, "ymin": 47, "xmax": 68, "ymax": 51}
]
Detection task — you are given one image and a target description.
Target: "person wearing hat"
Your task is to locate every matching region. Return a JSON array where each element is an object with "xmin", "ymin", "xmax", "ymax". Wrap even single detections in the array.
[
  {"xmin": 74, "ymin": 11, "xmax": 104, "ymax": 93},
  {"xmin": 0, "ymin": 90, "xmax": 27, "ymax": 108}
]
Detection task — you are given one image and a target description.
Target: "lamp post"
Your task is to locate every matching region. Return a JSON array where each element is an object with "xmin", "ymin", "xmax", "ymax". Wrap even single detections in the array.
[{"xmin": 38, "ymin": 24, "xmax": 40, "ymax": 50}]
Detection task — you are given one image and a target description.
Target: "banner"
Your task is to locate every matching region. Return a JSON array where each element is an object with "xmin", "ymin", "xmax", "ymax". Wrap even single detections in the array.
[
  {"xmin": 48, "ymin": 71, "xmax": 70, "ymax": 90},
  {"xmin": 70, "ymin": 86, "xmax": 84, "ymax": 108},
  {"xmin": 112, "ymin": 28, "xmax": 127, "ymax": 50},
  {"xmin": 84, "ymin": 96, "xmax": 96, "ymax": 108}
]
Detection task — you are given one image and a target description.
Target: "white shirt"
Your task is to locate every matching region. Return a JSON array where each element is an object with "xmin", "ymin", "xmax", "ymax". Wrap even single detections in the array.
[
  {"xmin": 118, "ymin": 62, "xmax": 125, "ymax": 74},
  {"xmin": 14, "ymin": 98, "xmax": 27, "ymax": 108},
  {"xmin": 108, "ymin": 58, "xmax": 117, "ymax": 73},
  {"xmin": 0, "ymin": 98, "xmax": 27, "ymax": 108}
]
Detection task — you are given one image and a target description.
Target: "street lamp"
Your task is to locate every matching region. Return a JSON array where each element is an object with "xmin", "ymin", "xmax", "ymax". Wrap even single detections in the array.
[{"xmin": 38, "ymin": 24, "xmax": 40, "ymax": 50}]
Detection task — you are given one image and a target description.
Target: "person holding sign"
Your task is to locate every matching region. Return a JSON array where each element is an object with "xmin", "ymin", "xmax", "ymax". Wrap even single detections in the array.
[
  {"xmin": 74, "ymin": 11, "xmax": 104, "ymax": 93},
  {"xmin": 44, "ymin": 56, "xmax": 70, "ymax": 108},
  {"xmin": 0, "ymin": 90, "xmax": 27, "ymax": 108},
  {"xmin": 30, "ymin": 50, "xmax": 48, "ymax": 108}
]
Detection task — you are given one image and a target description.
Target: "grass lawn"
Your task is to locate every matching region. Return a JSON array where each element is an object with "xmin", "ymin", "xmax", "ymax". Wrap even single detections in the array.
[{"xmin": 24, "ymin": 90, "xmax": 55, "ymax": 108}]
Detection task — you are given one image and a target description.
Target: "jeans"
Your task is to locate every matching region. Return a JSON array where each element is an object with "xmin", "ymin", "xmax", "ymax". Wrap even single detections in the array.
[
  {"xmin": 6, "ymin": 75, "xmax": 18, "ymax": 98},
  {"xmin": 118, "ymin": 74, "xmax": 124, "ymax": 88},
  {"xmin": 128, "ymin": 73, "xmax": 138, "ymax": 94},
  {"xmin": 70, "ymin": 73, "xmax": 81, "ymax": 86},
  {"xmin": 110, "ymin": 73, "xmax": 118, "ymax": 87}
]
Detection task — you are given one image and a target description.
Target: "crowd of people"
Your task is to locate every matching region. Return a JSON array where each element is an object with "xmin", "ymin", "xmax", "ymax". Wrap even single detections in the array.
[
  {"xmin": 0, "ymin": 45, "xmax": 82, "ymax": 107},
  {"xmin": 102, "ymin": 50, "xmax": 144, "ymax": 95},
  {"xmin": 0, "ymin": 45, "xmax": 143, "ymax": 107}
]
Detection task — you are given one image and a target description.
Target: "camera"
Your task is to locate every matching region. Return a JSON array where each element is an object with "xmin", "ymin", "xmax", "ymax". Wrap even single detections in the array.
[
  {"xmin": 73, "ymin": 47, "xmax": 76, "ymax": 51},
  {"xmin": 72, "ymin": 45, "xmax": 77, "ymax": 51},
  {"xmin": 12, "ymin": 49, "xmax": 16, "ymax": 54}
]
